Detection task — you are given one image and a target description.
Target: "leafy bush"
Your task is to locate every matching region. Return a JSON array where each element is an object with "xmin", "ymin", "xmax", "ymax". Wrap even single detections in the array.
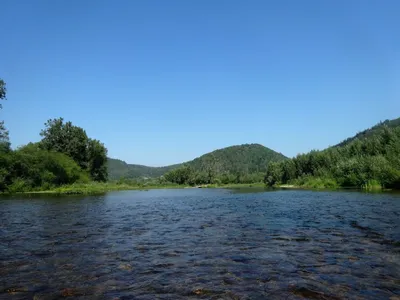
[
  {"xmin": 7, "ymin": 178, "xmax": 30, "ymax": 193},
  {"xmin": 2, "ymin": 144, "xmax": 89, "ymax": 193}
]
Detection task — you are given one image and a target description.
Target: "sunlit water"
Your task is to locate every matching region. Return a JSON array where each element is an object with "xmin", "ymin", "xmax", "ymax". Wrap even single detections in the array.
[{"xmin": 1, "ymin": 189, "xmax": 399, "ymax": 299}]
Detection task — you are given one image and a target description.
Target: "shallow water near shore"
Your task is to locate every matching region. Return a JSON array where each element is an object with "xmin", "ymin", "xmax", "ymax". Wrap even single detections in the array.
[{"xmin": 1, "ymin": 189, "xmax": 399, "ymax": 299}]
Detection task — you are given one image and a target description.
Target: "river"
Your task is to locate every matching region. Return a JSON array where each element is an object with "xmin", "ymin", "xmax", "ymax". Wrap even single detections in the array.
[{"xmin": 0, "ymin": 189, "xmax": 399, "ymax": 299}]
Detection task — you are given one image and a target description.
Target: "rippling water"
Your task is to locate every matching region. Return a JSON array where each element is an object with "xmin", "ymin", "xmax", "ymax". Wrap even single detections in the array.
[{"xmin": 1, "ymin": 189, "xmax": 399, "ymax": 299}]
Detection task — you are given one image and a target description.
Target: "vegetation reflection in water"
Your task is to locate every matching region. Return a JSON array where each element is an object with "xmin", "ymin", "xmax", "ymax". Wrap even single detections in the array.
[{"xmin": 0, "ymin": 189, "xmax": 399, "ymax": 299}]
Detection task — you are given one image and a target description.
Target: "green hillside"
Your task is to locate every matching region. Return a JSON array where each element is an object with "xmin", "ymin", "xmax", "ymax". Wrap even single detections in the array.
[
  {"xmin": 335, "ymin": 118, "xmax": 400, "ymax": 147},
  {"xmin": 108, "ymin": 143, "xmax": 287, "ymax": 182},
  {"xmin": 265, "ymin": 117, "xmax": 400, "ymax": 190},
  {"xmin": 163, "ymin": 144, "xmax": 287, "ymax": 185},
  {"xmin": 187, "ymin": 143, "xmax": 286, "ymax": 174},
  {"xmin": 107, "ymin": 158, "xmax": 181, "ymax": 180}
]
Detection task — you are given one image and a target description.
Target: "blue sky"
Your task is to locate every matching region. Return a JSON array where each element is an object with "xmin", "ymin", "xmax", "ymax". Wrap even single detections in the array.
[{"xmin": 1, "ymin": 0, "xmax": 399, "ymax": 166}]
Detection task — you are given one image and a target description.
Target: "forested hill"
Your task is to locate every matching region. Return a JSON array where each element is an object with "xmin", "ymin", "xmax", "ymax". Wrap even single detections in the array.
[
  {"xmin": 265, "ymin": 117, "xmax": 400, "ymax": 189},
  {"xmin": 107, "ymin": 158, "xmax": 181, "ymax": 180},
  {"xmin": 108, "ymin": 144, "xmax": 286, "ymax": 180},
  {"xmin": 335, "ymin": 117, "xmax": 400, "ymax": 147},
  {"xmin": 187, "ymin": 144, "xmax": 286, "ymax": 174}
]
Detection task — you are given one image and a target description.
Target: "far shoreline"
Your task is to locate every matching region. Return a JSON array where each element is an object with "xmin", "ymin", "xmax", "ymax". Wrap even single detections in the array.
[{"xmin": 1, "ymin": 182, "xmax": 394, "ymax": 196}]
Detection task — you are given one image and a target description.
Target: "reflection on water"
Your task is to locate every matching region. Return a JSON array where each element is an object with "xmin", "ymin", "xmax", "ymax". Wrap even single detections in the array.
[{"xmin": 0, "ymin": 189, "xmax": 399, "ymax": 299}]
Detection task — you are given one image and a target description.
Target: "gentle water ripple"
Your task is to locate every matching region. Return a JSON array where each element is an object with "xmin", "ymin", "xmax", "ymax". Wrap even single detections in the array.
[{"xmin": 0, "ymin": 189, "xmax": 399, "ymax": 299}]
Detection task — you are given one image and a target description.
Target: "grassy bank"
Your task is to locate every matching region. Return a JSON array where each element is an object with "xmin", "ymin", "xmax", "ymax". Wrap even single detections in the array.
[
  {"xmin": 285, "ymin": 177, "xmax": 339, "ymax": 190},
  {"xmin": 361, "ymin": 179, "xmax": 383, "ymax": 191},
  {"xmin": 24, "ymin": 182, "xmax": 185, "ymax": 195},
  {"xmin": 21, "ymin": 182, "xmax": 268, "ymax": 195},
  {"xmin": 17, "ymin": 180, "xmax": 393, "ymax": 196},
  {"xmin": 278, "ymin": 178, "xmax": 392, "ymax": 192}
]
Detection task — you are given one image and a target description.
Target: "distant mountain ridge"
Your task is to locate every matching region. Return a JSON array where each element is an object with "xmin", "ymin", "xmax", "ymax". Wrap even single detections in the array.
[
  {"xmin": 108, "ymin": 143, "xmax": 287, "ymax": 179},
  {"xmin": 107, "ymin": 158, "xmax": 181, "ymax": 180}
]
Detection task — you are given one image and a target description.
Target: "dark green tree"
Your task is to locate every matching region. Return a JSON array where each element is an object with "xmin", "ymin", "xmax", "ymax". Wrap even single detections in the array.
[
  {"xmin": 0, "ymin": 120, "xmax": 9, "ymax": 152},
  {"xmin": 0, "ymin": 79, "xmax": 6, "ymax": 101},
  {"xmin": 88, "ymin": 139, "xmax": 108, "ymax": 182},
  {"xmin": 264, "ymin": 161, "xmax": 283, "ymax": 186},
  {"xmin": 0, "ymin": 151, "xmax": 12, "ymax": 191},
  {"xmin": 40, "ymin": 118, "xmax": 89, "ymax": 169},
  {"xmin": 0, "ymin": 79, "xmax": 10, "ymax": 152},
  {"xmin": 164, "ymin": 165, "xmax": 193, "ymax": 185},
  {"xmin": 39, "ymin": 118, "xmax": 108, "ymax": 181}
]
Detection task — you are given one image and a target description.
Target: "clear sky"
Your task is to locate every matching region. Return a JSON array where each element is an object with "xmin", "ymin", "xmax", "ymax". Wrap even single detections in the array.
[{"xmin": 1, "ymin": 0, "xmax": 399, "ymax": 166}]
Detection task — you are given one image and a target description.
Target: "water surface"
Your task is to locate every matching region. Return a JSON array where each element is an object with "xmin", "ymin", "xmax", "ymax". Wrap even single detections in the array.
[{"xmin": 1, "ymin": 189, "xmax": 399, "ymax": 299}]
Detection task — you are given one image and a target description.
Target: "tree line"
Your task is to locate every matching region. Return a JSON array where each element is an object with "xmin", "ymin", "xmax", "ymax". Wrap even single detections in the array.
[
  {"xmin": 162, "ymin": 164, "xmax": 265, "ymax": 185},
  {"xmin": 0, "ymin": 79, "xmax": 108, "ymax": 193},
  {"xmin": 264, "ymin": 124, "xmax": 400, "ymax": 189}
]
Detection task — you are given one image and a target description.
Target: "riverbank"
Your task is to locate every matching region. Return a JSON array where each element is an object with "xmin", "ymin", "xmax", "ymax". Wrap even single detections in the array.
[
  {"xmin": 20, "ymin": 182, "xmax": 267, "ymax": 195},
  {"xmin": 13, "ymin": 181, "xmax": 396, "ymax": 196},
  {"xmin": 19, "ymin": 182, "xmax": 181, "ymax": 195},
  {"xmin": 278, "ymin": 184, "xmax": 394, "ymax": 193}
]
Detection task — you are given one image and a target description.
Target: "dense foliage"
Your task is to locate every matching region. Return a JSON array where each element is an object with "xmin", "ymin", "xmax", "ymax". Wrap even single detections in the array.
[
  {"xmin": 189, "ymin": 144, "xmax": 286, "ymax": 174},
  {"xmin": 40, "ymin": 118, "xmax": 108, "ymax": 181},
  {"xmin": 1, "ymin": 143, "xmax": 88, "ymax": 192},
  {"xmin": 0, "ymin": 78, "xmax": 109, "ymax": 192},
  {"xmin": 335, "ymin": 118, "xmax": 400, "ymax": 147},
  {"xmin": 88, "ymin": 139, "xmax": 108, "ymax": 182},
  {"xmin": 163, "ymin": 144, "xmax": 287, "ymax": 185},
  {"xmin": 265, "ymin": 120, "xmax": 400, "ymax": 189}
]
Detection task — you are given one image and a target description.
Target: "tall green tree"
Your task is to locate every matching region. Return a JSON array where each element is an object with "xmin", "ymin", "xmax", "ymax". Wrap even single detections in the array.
[
  {"xmin": 0, "ymin": 79, "xmax": 10, "ymax": 191},
  {"xmin": 88, "ymin": 139, "xmax": 108, "ymax": 182},
  {"xmin": 0, "ymin": 79, "xmax": 10, "ymax": 152},
  {"xmin": 39, "ymin": 117, "xmax": 108, "ymax": 181},
  {"xmin": 40, "ymin": 118, "xmax": 89, "ymax": 169},
  {"xmin": 0, "ymin": 119, "xmax": 9, "ymax": 152},
  {"xmin": 164, "ymin": 165, "xmax": 193, "ymax": 185},
  {"xmin": 0, "ymin": 79, "xmax": 6, "ymax": 103}
]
